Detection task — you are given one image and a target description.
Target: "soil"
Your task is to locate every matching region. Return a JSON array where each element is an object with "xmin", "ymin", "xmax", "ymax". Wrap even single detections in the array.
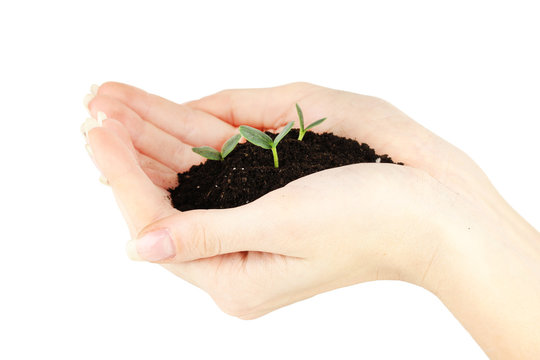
[{"xmin": 169, "ymin": 129, "xmax": 402, "ymax": 211}]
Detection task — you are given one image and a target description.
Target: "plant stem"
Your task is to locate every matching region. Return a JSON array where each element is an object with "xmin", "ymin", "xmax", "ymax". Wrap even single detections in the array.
[
  {"xmin": 271, "ymin": 146, "xmax": 279, "ymax": 168},
  {"xmin": 298, "ymin": 130, "xmax": 306, "ymax": 141}
]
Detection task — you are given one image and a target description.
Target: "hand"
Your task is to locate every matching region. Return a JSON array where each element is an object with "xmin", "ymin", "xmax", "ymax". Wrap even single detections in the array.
[
  {"xmin": 84, "ymin": 82, "xmax": 539, "ymax": 358},
  {"xmin": 83, "ymin": 82, "xmax": 452, "ymax": 312}
]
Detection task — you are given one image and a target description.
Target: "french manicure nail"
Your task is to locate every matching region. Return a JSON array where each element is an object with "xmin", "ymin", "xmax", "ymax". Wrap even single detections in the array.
[
  {"xmin": 81, "ymin": 117, "xmax": 99, "ymax": 140},
  {"xmin": 90, "ymin": 84, "xmax": 99, "ymax": 95},
  {"xmin": 97, "ymin": 111, "xmax": 107, "ymax": 126},
  {"xmin": 128, "ymin": 229, "xmax": 176, "ymax": 262},
  {"xmin": 80, "ymin": 122, "xmax": 88, "ymax": 140},
  {"xmin": 83, "ymin": 93, "xmax": 94, "ymax": 111},
  {"xmin": 99, "ymin": 175, "xmax": 110, "ymax": 186},
  {"xmin": 125, "ymin": 240, "xmax": 143, "ymax": 261},
  {"xmin": 85, "ymin": 143, "xmax": 93, "ymax": 157}
]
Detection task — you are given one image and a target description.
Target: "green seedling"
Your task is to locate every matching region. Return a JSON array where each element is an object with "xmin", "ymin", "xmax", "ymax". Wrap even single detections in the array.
[
  {"xmin": 192, "ymin": 133, "xmax": 242, "ymax": 161},
  {"xmin": 239, "ymin": 121, "xmax": 294, "ymax": 168},
  {"xmin": 296, "ymin": 103, "xmax": 327, "ymax": 141}
]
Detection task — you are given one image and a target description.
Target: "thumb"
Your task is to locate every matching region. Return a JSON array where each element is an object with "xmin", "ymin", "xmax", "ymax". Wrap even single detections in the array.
[{"xmin": 125, "ymin": 196, "xmax": 303, "ymax": 263}]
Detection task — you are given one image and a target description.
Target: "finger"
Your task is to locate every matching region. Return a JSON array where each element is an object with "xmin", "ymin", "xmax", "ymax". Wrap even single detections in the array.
[
  {"xmin": 160, "ymin": 257, "xmax": 223, "ymax": 292},
  {"xmin": 125, "ymin": 192, "xmax": 305, "ymax": 263},
  {"xmin": 160, "ymin": 253, "xmax": 304, "ymax": 319},
  {"xmin": 185, "ymin": 82, "xmax": 462, "ymax": 192},
  {"xmin": 137, "ymin": 153, "xmax": 178, "ymax": 189},
  {"xmin": 88, "ymin": 117, "xmax": 178, "ymax": 189},
  {"xmin": 88, "ymin": 94, "xmax": 203, "ymax": 173},
  {"xmin": 96, "ymin": 82, "xmax": 238, "ymax": 150},
  {"xmin": 87, "ymin": 119, "xmax": 176, "ymax": 236},
  {"xmin": 184, "ymin": 82, "xmax": 430, "ymax": 163},
  {"xmin": 185, "ymin": 82, "xmax": 322, "ymax": 129}
]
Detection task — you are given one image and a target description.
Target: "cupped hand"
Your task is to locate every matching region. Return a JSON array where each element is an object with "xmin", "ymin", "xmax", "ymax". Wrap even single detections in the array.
[{"xmin": 83, "ymin": 82, "xmax": 504, "ymax": 318}]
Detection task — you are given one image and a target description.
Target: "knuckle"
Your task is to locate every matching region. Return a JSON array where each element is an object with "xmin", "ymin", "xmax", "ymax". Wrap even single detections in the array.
[
  {"xmin": 288, "ymin": 81, "xmax": 314, "ymax": 88},
  {"xmin": 171, "ymin": 142, "xmax": 188, "ymax": 167},
  {"xmin": 284, "ymin": 81, "xmax": 322, "ymax": 94},
  {"xmin": 182, "ymin": 213, "xmax": 222, "ymax": 258},
  {"xmin": 216, "ymin": 88, "xmax": 233, "ymax": 97},
  {"xmin": 199, "ymin": 223, "xmax": 214, "ymax": 257},
  {"xmin": 201, "ymin": 224, "xmax": 222, "ymax": 258},
  {"xmin": 212, "ymin": 89, "xmax": 235, "ymax": 105},
  {"xmin": 370, "ymin": 95, "xmax": 390, "ymax": 106},
  {"xmin": 99, "ymin": 82, "xmax": 151, "ymax": 117},
  {"xmin": 97, "ymin": 81, "xmax": 124, "ymax": 96}
]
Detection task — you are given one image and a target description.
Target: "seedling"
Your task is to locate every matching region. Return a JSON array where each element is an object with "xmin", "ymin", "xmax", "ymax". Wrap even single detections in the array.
[
  {"xmin": 296, "ymin": 103, "xmax": 327, "ymax": 141},
  {"xmin": 239, "ymin": 121, "xmax": 294, "ymax": 168},
  {"xmin": 192, "ymin": 133, "xmax": 242, "ymax": 161}
]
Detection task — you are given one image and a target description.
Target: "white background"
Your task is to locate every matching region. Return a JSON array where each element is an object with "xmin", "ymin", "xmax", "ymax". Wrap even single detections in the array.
[{"xmin": 1, "ymin": 1, "xmax": 538, "ymax": 359}]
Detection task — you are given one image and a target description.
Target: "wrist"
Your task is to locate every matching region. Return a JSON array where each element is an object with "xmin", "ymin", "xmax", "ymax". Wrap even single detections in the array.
[
  {"xmin": 424, "ymin": 195, "xmax": 540, "ymax": 294},
  {"xmin": 419, "ymin": 195, "xmax": 540, "ymax": 358}
]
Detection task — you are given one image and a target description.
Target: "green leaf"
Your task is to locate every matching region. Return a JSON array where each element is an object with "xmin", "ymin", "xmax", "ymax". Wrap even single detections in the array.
[
  {"xmin": 192, "ymin": 146, "xmax": 222, "ymax": 161},
  {"xmin": 220, "ymin": 133, "xmax": 242, "ymax": 159},
  {"xmin": 305, "ymin": 117, "xmax": 327, "ymax": 131},
  {"xmin": 296, "ymin": 103, "xmax": 304, "ymax": 131},
  {"xmin": 273, "ymin": 121, "xmax": 294, "ymax": 146},
  {"xmin": 239, "ymin": 125, "xmax": 273, "ymax": 149}
]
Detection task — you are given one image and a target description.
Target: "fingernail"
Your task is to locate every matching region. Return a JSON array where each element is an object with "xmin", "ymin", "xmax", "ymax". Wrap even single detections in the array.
[
  {"xmin": 83, "ymin": 93, "xmax": 94, "ymax": 111},
  {"xmin": 99, "ymin": 175, "xmax": 110, "ymax": 186},
  {"xmin": 125, "ymin": 240, "xmax": 143, "ymax": 261},
  {"xmin": 85, "ymin": 143, "xmax": 93, "ymax": 157},
  {"xmin": 127, "ymin": 229, "xmax": 176, "ymax": 262},
  {"xmin": 97, "ymin": 111, "xmax": 107, "ymax": 126},
  {"xmin": 81, "ymin": 117, "xmax": 99, "ymax": 140},
  {"xmin": 90, "ymin": 84, "xmax": 99, "ymax": 95}
]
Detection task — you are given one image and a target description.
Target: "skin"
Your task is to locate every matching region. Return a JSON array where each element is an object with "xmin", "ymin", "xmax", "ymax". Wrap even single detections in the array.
[{"xmin": 85, "ymin": 82, "xmax": 540, "ymax": 359}]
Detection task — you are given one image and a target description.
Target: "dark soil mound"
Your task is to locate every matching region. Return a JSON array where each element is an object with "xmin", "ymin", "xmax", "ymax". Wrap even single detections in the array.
[{"xmin": 169, "ymin": 129, "xmax": 402, "ymax": 210}]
